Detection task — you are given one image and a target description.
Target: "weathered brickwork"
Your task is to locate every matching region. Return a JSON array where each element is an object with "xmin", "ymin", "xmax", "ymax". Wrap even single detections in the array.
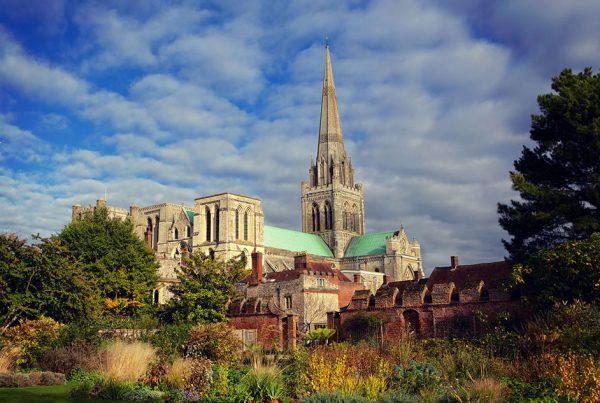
[{"xmin": 332, "ymin": 259, "xmax": 526, "ymax": 341}]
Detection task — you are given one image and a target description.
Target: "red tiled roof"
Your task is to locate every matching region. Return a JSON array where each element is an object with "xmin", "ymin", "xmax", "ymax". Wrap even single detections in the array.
[{"xmin": 426, "ymin": 261, "xmax": 511, "ymax": 291}]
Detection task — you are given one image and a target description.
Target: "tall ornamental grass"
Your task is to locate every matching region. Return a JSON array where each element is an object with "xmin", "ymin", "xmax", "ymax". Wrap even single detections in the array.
[
  {"xmin": 96, "ymin": 340, "xmax": 155, "ymax": 382},
  {"xmin": 0, "ymin": 346, "xmax": 20, "ymax": 372}
]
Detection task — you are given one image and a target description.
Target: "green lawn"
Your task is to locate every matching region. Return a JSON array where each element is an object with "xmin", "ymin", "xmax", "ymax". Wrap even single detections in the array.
[{"xmin": 0, "ymin": 385, "xmax": 126, "ymax": 403}]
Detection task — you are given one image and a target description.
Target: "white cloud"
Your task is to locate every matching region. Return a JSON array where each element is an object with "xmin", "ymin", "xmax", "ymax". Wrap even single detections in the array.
[{"xmin": 1, "ymin": 0, "xmax": 599, "ymax": 270}]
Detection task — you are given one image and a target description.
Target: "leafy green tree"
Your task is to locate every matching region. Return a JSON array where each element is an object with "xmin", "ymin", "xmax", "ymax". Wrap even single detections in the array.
[
  {"xmin": 57, "ymin": 208, "xmax": 158, "ymax": 306},
  {"xmin": 498, "ymin": 68, "xmax": 600, "ymax": 262},
  {"xmin": 163, "ymin": 252, "xmax": 246, "ymax": 324},
  {"xmin": 512, "ymin": 233, "xmax": 600, "ymax": 307},
  {"xmin": 0, "ymin": 234, "xmax": 98, "ymax": 334}
]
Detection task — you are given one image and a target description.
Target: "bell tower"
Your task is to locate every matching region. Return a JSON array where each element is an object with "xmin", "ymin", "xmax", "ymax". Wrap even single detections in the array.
[{"xmin": 301, "ymin": 45, "xmax": 365, "ymax": 258}]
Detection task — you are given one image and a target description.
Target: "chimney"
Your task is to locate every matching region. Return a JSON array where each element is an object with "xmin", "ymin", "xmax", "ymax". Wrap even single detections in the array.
[
  {"xmin": 353, "ymin": 274, "xmax": 361, "ymax": 284},
  {"xmin": 294, "ymin": 253, "xmax": 308, "ymax": 269},
  {"xmin": 96, "ymin": 198, "xmax": 106, "ymax": 209},
  {"xmin": 451, "ymin": 255, "xmax": 459, "ymax": 270},
  {"xmin": 250, "ymin": 251, "xmax": 263, "ymax": 286}
]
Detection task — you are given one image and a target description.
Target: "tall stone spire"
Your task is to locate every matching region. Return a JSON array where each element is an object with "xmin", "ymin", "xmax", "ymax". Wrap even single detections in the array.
[
  {"xmin": 317, "ymin": 45, "xmax": 346, "ymax": 162},
  {"xmin": 302, "ymin": 44, "xmax": 365, "ymax": 257}
]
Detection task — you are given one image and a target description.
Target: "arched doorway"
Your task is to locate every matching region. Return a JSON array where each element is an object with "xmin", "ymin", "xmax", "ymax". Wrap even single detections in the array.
[{"xmin": 403, "ymin": 309, "xmax": 420, "ymax": 336}]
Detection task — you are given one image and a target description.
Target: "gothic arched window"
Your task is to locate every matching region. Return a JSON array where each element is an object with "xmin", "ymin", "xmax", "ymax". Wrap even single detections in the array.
[
  {"xmin": 174, "ymin": 228, "xmax": 179, "ymax": 240},
  {"xmin": 324, "ymin": 201, "xmax": 332, "ymax": 230},
  {"xmin": 320, "ymin": 159, "xmax": 325, "ymax": 185},
  {"xmin": 205, "ymin": 207, "xmax": 211, "ymax": 242},
  {"xmin": 154, "ymin": 217, "xmax": 160, "ymax": 249},
  {"xmin": 244, "ymin": 209, "xmax": 249, "ymax": 241},
  {"xmin": 235, "ymin": 208, "xmax": 240, "ymax": 240},
  {"xmin": 215, "ymin": 206, "xmax": 220, "ymax": 242},
  {"xmin": 312, "ymin": 203, "xmax": 321, "ymax": 232},
  {"xmin": 145, "ymin": 218, "xmax": 153, "ymax": 247},
  {"xmin": 187, "ymin": 225, "xmax": 192, "ymax": 238}
]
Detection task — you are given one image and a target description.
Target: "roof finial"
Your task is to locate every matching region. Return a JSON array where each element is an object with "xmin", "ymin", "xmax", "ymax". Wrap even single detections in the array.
[{"xmin": 325, "ymin": 34, "xmax": 329, "ymax": 48}]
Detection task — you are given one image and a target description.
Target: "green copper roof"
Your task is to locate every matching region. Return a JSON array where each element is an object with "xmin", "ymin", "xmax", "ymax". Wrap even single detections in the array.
[
  {"xmin": 264, "ymin": 225, "xmax": 334, "ymax": 257},
  {"xmin": 344, "ymin": 231, "xmax": 395, "ymax": 257},
  {"xmin": 186, "ymin": 210, "xmax": 194, "ymax": 224}
]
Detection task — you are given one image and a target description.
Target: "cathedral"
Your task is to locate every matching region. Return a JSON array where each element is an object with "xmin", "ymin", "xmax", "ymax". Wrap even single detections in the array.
[{"xmin": 71, "ymin": 45, "xmax": 423, "ymax": 303}]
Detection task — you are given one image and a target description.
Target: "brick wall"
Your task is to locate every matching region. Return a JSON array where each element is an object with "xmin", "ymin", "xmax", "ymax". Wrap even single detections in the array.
[
  {"xmin": 334, "ymin": 299, "xmax": 523, "ymax": 342},
  {"xmin": 228, "ymin": 314, "xmax": 282, "ymax": 349}
]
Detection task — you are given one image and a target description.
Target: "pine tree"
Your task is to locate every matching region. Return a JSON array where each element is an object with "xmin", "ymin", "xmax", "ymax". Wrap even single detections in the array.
[{"xmin": 498, "ymin": 67, "xmax": 600, "ymax": 261}]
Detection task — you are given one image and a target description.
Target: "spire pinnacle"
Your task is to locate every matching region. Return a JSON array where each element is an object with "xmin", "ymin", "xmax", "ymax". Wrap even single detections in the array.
[{"xmin": 317, "ymin": 45, "xmax": 346, "ymax": 162}]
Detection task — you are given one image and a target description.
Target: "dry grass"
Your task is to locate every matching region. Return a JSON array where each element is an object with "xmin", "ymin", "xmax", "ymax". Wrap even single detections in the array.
[
  {"xmin": 0, "ymin": 346, "xmax": 20, "ymax": 372},
  {"xmin": 164, "ymin": 358, "xmax": 192, "ymax": 388},
  {"xmin": 96, "ymin": 340, "xmax": 155, "ymax": 382},
  {"xmin": 469, "ymin": 377, "xmax": 507, "ymax": 403}
]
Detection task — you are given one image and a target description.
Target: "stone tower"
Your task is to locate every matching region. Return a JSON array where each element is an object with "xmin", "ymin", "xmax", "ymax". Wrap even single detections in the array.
[{"xmin": 301, "ymin": 45, "xmax": 365, "ymax": 258}]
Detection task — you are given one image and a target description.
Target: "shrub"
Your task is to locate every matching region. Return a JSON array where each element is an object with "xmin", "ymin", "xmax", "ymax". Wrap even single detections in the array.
[
  {"xmin": 122, "ymin": 388, "xmax": 164, "ymax": 401},
  {"xmin": 141, "ymin": 363, "xmax": 167, "ymax": 389},
  {"xmin": 186, "ymin": 322, "xmax": 240, "ymax": 364},
  {"xmin": 422, "ymin": 339, "xmax": 500, "ymax": 380},
  {"xmin": 242, "ymin": 366, "xmax": 286, "ymax": 402},
  {"xmin": 301, "ymin": 391, "xmax": 369, "ymax": 402},
  {"xmin": 56, "ymin": 320, "xmax": 103, "ymax": 347},
  {"xmin": 97, "ymin": 379, "xmax": 136, "ymax": 400},
  {"xmin": 96, "ymin": 340, "xmax": 156, "ymax": 382},
  {"xmin": 0, "ymin": 371, "xmax": 65, "ymax": 387},
  {"xmin": 504, "ymin": 377, "xmax": 562, "ymax": 401},
  {"xmin": 281, "ymin": 348, "xmax": 309, "ymax": 398},
  {"xmin": 186, "ymin": 357, "xmax": 213, "ymax": 393},
  {"xmin": 149, "ymin": 323, "xmax": 191, "ymax": 358},
  {"xmin": 0, "ymin": 346, "xmax": 20, "ymax": 372},
  {"xmin": 377, "ymin": 390, "xmax": 420, "ymax": 403},
  {"xmin": 164, "ymin": 358, "xmax": 192, "ymax": 389},
  {"xmin": 392, "ymin": 361, "xmax": 441, "ymax": 394},
  {"xmin": 2, "ymin": 316, "xmax": 63, "ymax": 368},
  {"xmin": 304, "ymin": 350, "xmax": 353, "ymax": 394},
  {"xmin": 39, "ymin": 341, "xmax": 98, "ymax": 376},
  {"xmin": 0, "ymin": 373, "xmax": 17, "ymax": 387},
  {"xmin": 68, "ymin": 370, "xmax": 105, "ymax": 399},
  {"xmin": 557, "ymin": 354, "xmax": 600, "ymax": 402}
]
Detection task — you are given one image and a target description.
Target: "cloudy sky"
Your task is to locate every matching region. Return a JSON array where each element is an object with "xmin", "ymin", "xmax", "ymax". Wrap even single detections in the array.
[{"xmin": 1, "ymin": 0, "xmax": 599, "ymax": 271}]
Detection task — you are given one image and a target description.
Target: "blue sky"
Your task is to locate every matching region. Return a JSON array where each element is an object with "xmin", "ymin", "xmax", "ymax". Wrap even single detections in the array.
[{"xmin": 1, "ymin": 0, "xmax": 599, "ymax": 270}]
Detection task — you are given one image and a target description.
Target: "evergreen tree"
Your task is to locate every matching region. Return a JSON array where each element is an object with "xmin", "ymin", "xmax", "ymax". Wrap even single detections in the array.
[
  {"xmin": 163, "ymin": 252, "xmax": 247, "ymax": 324},
  {"xmin": 498, "ymin": 67, "xmax": 600, "ymax": 261},
  {"xmin": 57, "ymin": 208, "xmax": 158, "ymax": 307}
]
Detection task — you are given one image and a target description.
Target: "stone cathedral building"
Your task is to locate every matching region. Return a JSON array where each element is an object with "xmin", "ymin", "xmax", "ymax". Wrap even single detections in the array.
[{"xmin": 72, "ymin": 46, "xmax": 423, "ymax": 304}]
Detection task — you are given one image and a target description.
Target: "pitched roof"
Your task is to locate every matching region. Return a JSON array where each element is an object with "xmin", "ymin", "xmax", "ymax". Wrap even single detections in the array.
[
  {"xmin": 264, "ymin": 225, "xmax": 334, "ymax": 257},
  {"xmin": 344, "ymin": 231, "xmax": 395, "ymax": 257},
  {"xmin": 185, "ymin": 210, "xmax": 194, "ymax": 224},
  {"xmin": 426, "ymin": 261, "xmax": 511, "ymax": 291}
]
